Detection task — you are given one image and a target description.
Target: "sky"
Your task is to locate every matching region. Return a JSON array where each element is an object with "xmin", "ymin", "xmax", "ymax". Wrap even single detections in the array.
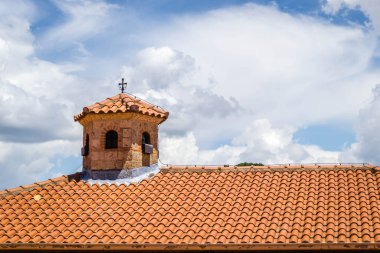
[{"xmin": 1, "ymin": 0, "xmax": 380, "ymax": 189}]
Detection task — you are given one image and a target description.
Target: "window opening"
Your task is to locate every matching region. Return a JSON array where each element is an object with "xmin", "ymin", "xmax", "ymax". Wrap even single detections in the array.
[
  {"xmin": 142, "ymin": 132, "xmax": 151, "ymax": 145},
  {"xmin": 81, "ymin": 134, "xmax": 90, "ymax": 156},
  {"xmin": 142, "ymin": 132, "xmax": 152, "ymax": 154},
  {"xmin": 105, "ymin": 130, "xmax": 118, "ymax": 149}
]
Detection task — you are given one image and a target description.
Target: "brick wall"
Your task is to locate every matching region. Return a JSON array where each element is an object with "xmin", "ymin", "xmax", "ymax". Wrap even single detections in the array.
[{"xmin": 80, "ymin": 113, "xmax": 160, "ymax": 170}]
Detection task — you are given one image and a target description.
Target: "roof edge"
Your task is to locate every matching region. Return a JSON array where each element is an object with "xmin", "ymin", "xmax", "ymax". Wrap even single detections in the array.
[
  {"xmin": 161, "ymin": 163, "xmax": 380, "ymax": 174},
  {"xmin": 0, "ymin": 173, "xmax": 82, "ymax": 197},
  {"xmin": 73, "ymin": 92, "xmax": 169, "ymax": 122},
  {"xmin": 74, "ymin": 110, "xmax": 169, "ymax": 122},
  {"xmin": 1, "ymin": 242, "xmax": 380, "ymax": 251}
]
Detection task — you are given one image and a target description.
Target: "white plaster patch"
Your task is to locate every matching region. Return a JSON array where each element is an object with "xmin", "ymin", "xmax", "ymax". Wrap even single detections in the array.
[{"xmin": 84, "ymin": 163, "xmax": 160, "ymax": 185}]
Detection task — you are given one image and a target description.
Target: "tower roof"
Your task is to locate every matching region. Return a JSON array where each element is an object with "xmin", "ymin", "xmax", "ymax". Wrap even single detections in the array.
[{"xmin": 74, "ymin": 93, "xmax": 169, "ymax": 122}]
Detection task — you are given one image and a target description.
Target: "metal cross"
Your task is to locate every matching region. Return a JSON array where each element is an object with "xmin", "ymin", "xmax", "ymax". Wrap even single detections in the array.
[{"xmin": 118, "ymin": 78, "xmax": 127, "ymax": 93}]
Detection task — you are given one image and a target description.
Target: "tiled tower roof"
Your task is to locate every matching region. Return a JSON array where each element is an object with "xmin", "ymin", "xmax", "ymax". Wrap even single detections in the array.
[
  {"xmin": 1, "ymin": 164, "xmax": 380, "ymax": 251},
  {"xmin": 74, "ymin": 93, "xmax": 169, "ymax": 122}
]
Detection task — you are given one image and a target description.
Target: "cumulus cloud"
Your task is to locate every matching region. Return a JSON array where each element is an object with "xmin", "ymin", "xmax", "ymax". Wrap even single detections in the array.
[
  {"xmin": 0, "ymin": 0, "xmax": 36, "ymax": 20},
  {"xmin": 40, "ymin": 0, "xmax": 118, "ymax": 53},
  {"xmin": 160, "ymin": 119, "xmax": 340, "ymax": 166},
  {"xmin": 120, "ymin": 4, "xmax": 378, "ymax": 166},
  {"xmin": 148, "ymin": 3, "xmax": 378, "ymax": 126},
  {"xmin": 0, "ymin": 3, "xmax": 82, "ymax": 142},
  {"xmin": 234, "ymin": 119, "xmax": 340, "ymax": 164},
  {"xmin": 0, "ymin": 0, "xmax": 85, "ymax": 189},
  {"xmin": 160, "ymin": 132, "xmax": 200, "ymax": 165},
  {"xmin": 126, "ymin": 47, "xmax": 196, "ymax": 90},
  {"xmin": 0, "ymin": 82, "xmax": 73, "ymax": 142},
  {"xmin": 1, "ymin": 0, "xmax": 380, "ymax": 190},
  {"xmin": 0, "ymin": 140, "xmax": 81, "ymax": 189},
  {"xmin": 101, "ymin": 3, "xmax": 379, "ymax": 166},
  {"xmin": 121, "ymin": 47, "xmax": 242, "ymax": 138},
  {"xmin": 160, "ymin": 131, "xmax": 244, "ymax": 165},
  {"xmin": 341, "ymin": 85, "xmax": 380, "ymax": 163},
  {"xmin": 323, "ymin": 0, "xmax": 380, "ymax": 34}
]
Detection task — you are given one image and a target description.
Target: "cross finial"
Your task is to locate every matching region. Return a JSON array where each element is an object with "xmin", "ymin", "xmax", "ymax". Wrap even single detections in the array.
[{"xmin": 118, "ymin": 78, "xmax": 127, "ymax": 93}]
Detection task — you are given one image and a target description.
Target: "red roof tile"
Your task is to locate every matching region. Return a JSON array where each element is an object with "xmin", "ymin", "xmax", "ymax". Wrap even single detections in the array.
[
  {"xmin": 74, "ymin": 93, "xmax": 169, "ymax": 122},
  {"xmin": 1, "ymin": 164, "xmax": 380, "ymax": 250}
]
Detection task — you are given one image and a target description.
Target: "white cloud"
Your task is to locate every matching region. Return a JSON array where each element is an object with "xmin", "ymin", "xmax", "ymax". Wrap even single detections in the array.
[
  {"xmin": 341, "ymin": 85, "xmax": 380, "ymax": 163},
  {"xmin": 0, "ymin": 0, "xmax": 36, "ymax": 20},
  {"xmin": 121, "ymin": 47, "xmax": 242, "ymax": 139},
  {"xmin": 160, "ymin": 119, "xmax": 340, "ymax": 166},
  {"xmin": 1, "ymin": 1, "xmax": 380, "ymax": 191},
  {"xmin": 147, "ymin": 4, "xmax": 378, "ymax": 126},
  {"xmin": 123, "ymin": 47, "xmax": 196, "ymax": 91},
  {"xmin": 0, "ymin": 12, "xmax": 81, "ymax": 142},
  {"xmin": 40, "ymin": 0, "xmax": 118, "ymax": 52},
  {"xmin": 160, "ymin": 131, "xmax": 245, "ymax": 165},
  {"xmin": 159, "ymin": 132, "xmax": 200, "ymax": 165},
  {"xmin": 233, "ymin": 119, "xmax": 339, "ymax": 164},
  {"xmin": 0, "ymin": 1, "xmax": 84, "ymax": 189},
  {"xmin": 323, "ymin": 0, "xmax": 380, "ymax": 34},
  {"xmin": 0, "ymin": 140, "xmax": 81, "ymax": 189},
  {"xmin": 118, "ymin": 0, "xmax": 380, "ymax": 166}
]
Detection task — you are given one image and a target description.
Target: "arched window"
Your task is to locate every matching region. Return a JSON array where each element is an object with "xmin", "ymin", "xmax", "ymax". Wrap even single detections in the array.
[
  {"xmin": 142, "ymin": 132, "xmax": 152, "ymax": 154},
  {"xmin": 82, "ymin": 134, "xmax": 90, "ymax": 156},
  {"xmin": 142, "ymin": 132, "xmax": 150, "ymax": 145},
  {"xmin": 105, "ymin": 130, "xmax": 118, "ymax": 149}
]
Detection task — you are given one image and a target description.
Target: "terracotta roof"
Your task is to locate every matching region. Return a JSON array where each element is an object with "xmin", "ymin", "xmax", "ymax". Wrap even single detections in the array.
[
  {"xmin": 74, "ymin": 93, "xmax": 169, "ymax": 122},
  {"xmin": 1, "ymin": 164, "xmax": 380, "ymax": 251}
]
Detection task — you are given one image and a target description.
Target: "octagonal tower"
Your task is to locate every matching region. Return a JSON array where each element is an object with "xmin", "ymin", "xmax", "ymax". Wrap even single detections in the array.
[{"xmin": 74, "ymin": 93, "xmax": 168, "ymax": 179}]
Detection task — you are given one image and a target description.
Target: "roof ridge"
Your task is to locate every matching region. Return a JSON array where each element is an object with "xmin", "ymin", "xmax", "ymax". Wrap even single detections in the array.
[
  {"xmin": 0, "ymin": 173, "xmax": 82, "ymax": 197},
  {"xmin": 120, "ymin": 92, "xmax": 168, "ymax": 111},
  {"xmin": 161, "ymin": 163, "xmax": 380, "ymax": 174}
]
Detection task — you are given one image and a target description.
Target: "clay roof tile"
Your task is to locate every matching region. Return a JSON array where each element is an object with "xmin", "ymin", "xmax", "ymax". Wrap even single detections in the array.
[
  {"xmin": 2, "ymin": 164, "xmax": 380, "ymax": 250},
  {"xmin": 74, "ymin": 93, "xmax": 169, "ymax": 122}
]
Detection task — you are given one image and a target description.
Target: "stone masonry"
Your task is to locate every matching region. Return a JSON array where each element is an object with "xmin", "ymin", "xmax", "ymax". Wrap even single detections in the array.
[{"xmin": 78, "ymin": 113, "xmax": 161, "ymax": 170}]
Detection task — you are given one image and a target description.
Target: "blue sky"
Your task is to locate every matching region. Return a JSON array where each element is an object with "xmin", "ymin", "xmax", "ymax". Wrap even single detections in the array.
[{"xmin": 1, "ymin": 0, "xmax": 380, "ymax": 189}]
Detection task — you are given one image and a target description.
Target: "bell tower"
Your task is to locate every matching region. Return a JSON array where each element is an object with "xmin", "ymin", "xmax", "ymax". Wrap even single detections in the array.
[{"xmin": 74, "ymin": 82, "xmax": 168, "ymax": 179}]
